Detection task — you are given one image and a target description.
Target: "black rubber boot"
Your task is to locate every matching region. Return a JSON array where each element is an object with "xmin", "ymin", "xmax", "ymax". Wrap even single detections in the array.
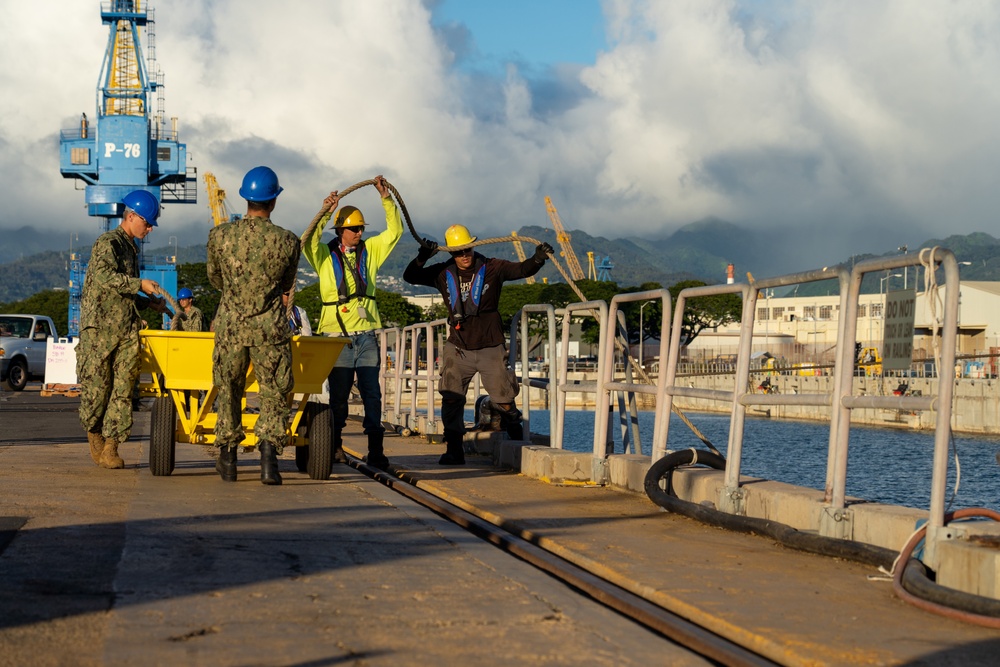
[
  {"xmin": 499, "ymin": 405, "xmax": 524, "ymax": 440},
  {"xmin": 333, "ymin": 430, "xmax": 347, "ymax": 464},
  {"xmin": 259, "ymin": 441, "xmax": 282, "ymax": 486},
  {"xmin": 216, "ymin": 446, "xmax": 237, "ymax": 482},
  {"xmin": 438, "ymin": 430, "xmax": 466, "ymax": 465},
  {"xmin": 365, "ymin": 431, "xmax": 389, "ymax": 471}
]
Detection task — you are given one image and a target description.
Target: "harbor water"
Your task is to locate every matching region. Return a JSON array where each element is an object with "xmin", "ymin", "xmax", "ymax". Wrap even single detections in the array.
[{"xmin": 515, "ymin": 409, "xmax": 1000, "ymax": 512}]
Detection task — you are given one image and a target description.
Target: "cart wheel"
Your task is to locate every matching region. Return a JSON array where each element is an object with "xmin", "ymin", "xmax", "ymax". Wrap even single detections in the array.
[
  {"xmin": 305, "ymin": 403, "xmax": 332, "ymax": 480},
  {"xmin": 149, "ymin": 395, "xmax": 176, "ymax": 476},
  {"xmin": 295, "ymin": 444, "xmax": 309, "ymax": 473}
]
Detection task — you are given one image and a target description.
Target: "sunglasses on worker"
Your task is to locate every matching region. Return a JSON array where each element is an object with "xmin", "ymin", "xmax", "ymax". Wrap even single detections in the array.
[{"xmin": 450, "ymin": 248, "xmax": 473, "ymax": 257}]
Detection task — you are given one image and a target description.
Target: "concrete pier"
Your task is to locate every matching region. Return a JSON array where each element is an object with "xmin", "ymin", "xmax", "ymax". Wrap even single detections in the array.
[{"xmin": 2, "ymin": 388, "xmax": 999, "ymax": 665}]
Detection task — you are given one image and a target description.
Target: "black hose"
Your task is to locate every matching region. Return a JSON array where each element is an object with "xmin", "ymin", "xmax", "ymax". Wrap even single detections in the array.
[
  {"xmin": 644, "ymin": 449, "xmax": 1000, "ymax": 621},
  {"xmin": 644, "ymin": 449, "xmax": 896, "ymax": 568}
]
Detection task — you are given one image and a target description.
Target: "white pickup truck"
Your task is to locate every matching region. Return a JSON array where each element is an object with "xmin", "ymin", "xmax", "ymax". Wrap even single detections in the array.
[{"xmin": 0, "ymin": 314, "xmax": 58, "ymax": 391}]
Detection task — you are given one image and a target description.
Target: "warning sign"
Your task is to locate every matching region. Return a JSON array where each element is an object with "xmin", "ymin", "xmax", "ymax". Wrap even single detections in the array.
[
  {"xmin": 882, "ymin": 288, "xmax": 916, "ymax": 372},
  {"xmin": 44, "ymin": 338, "xmax": 79, "ymax": 385}
]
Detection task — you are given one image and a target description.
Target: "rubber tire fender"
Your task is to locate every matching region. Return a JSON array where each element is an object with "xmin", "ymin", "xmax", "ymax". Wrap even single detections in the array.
[{"xmin": 644, "ymin": 448, "xmax": 727, "ymax": 504}]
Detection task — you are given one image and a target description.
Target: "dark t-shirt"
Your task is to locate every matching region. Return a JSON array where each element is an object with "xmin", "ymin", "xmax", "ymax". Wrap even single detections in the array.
[{"xmin": 404, "ymin": 253, "xmax": 544, "ymax": 350}]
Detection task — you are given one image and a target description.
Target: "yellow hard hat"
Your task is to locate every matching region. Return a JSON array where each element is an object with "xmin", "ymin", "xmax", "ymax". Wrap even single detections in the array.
[
  {"xmin": 445, "ymin": 224, "xmax": 477, "ymax": 247},
  {"xmin": 333, "ymin": 205, "xmax": 366, "ymax": 228}
]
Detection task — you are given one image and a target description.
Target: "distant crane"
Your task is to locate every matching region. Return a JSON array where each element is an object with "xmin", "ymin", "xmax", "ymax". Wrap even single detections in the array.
[
  {"xmin": 544, "ymin": 196, "xmax": 586, "ymax": 281},
  {"xmin": 59, "ymin": 0, "xmax": 197, "ymax": 336},
  {"xmin": 596, "ymin": 255, "xmax": 614, "ymax": 282},
  {"xmin": 204, "ymin": 173, "xmax": 241, "ymax": 226},
  {"xmin": 511, "ymin": 231, "xmax": 536, "ymax": 284},
  {"xmin": 586, "ymin": 251, "xmax": 615, "ymax": 282}
]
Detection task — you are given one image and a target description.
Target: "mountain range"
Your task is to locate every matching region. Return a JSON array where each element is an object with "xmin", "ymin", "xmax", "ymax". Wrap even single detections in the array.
[{"xmin": 2, "ymin": 220, "xmax": 998, "ymax": 304}]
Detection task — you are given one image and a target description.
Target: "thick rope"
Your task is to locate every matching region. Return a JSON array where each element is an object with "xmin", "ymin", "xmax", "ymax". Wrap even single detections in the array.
[
  {"xmin": 155, "ymin": 290, "xmax": 180, "ymax": 321},
  {"xmin": 298, "ymin": 181, "xmax": 714, "ymax": 450}
]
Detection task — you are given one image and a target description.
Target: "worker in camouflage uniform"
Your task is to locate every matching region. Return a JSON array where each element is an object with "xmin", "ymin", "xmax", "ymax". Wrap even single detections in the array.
[
  {"xmin": 170, "ymin": 287, "xmax": 204, "ymax": 331},
  {"xmin": 78, "ymin": 190, "xmax": 169, "ymax": 469},
  {"xmin": 207, "ymin": 165, "xmax": 300, "ymax": 485},
  {"xmin": 303, "ymin": 175, "xmax": 401, "ymax": 470}
]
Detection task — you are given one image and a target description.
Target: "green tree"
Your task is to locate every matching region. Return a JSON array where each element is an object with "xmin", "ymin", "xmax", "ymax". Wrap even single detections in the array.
[
  {"xmin": 667, "ymin": 279, "xmax": 742, "ymax": 345},
  {"xmin": 424, "ymin": 301, "xmax": 449, "ymax": 322},
  {"xmin": 376, "ymin": 289, "xmax": 424, "ymax": 328},
  {"xmin": 0, "ymin": 289, "xmax": 70, "ymax": 336},
  {"xmin": 292, "ymin": 282, "xmax": 322, "ymax": 332},
  {"xmin": 176, "ymin": 262, "xmax": 221, "ymax": 324}
]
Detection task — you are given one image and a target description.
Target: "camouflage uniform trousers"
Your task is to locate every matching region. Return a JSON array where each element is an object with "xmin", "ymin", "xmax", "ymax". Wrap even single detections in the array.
[
  {"xmin": 77, "ymin": 326, "xmax": 141, "ymax": 443},
  {"xmin": 213, "ymin": 340, "xmax": 293, "ymax": 453}
]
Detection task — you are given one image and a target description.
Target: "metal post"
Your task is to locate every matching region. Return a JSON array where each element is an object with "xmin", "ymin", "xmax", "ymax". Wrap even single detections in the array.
[
  {"xmin": 639, "ymin": 301, "xmax": 651, "ymax": 368},
  {"xmin": 765, "ymin": 289, "xmax": 771, "ymax": 351},
  {"xmin": 899, "ymin": 245, "xmax": 908, "ymax": 289}
]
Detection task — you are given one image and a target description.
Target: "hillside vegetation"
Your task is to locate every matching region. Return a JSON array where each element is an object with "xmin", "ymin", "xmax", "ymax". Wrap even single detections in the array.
[{"xmin": 2, "ymin": 223, "xmax": 998, "ymax": 303}]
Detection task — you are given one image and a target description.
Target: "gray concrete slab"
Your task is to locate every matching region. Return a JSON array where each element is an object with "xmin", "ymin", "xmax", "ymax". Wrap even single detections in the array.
[
  {"xmin": 365, "ymin": 427, "xmax": 1000, "ymax": 667},
  {"xmin": 0, "ymin": 390, "xmax": 704, "ymax": 667}
]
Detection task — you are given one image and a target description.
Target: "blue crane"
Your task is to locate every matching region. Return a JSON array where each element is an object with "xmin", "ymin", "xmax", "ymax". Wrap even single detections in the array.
[
  {"xmin": 596, "ymin": 255, "xmax": 614, "ymax": 282},
  {"xmin": 59, "ymin": 0, "xmax": 197, "ymax": 336}
]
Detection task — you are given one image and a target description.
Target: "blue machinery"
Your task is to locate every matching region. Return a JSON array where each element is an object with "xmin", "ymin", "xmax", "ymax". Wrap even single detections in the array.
[{"xmin": 59, "ymin": 1, "xmax": 196, "ymax": 336}]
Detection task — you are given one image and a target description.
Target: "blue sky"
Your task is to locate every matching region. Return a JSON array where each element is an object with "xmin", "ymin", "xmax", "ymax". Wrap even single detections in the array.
[
  {"xmin": 1, "ymin": 0, "xmax": 999, "ymax": 274},
  {"xmin": 430, "ymin": 0, "xmax": 607, "ymax": 70}
]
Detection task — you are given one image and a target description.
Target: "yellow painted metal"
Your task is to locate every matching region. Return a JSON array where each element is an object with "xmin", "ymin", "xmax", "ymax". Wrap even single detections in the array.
[
  {"xmin": 139, "ymin": 330, "xmax": 349, "ymax": 447},
  {"xmin": 510, "ymin": 231, "xmax": 535, "ymax": 284},
  {"xmin": 203, "ymin": 172, "xmax": 238, "ymax": 226},
  {"xmin": 106, "ymin": 17, "xmax": 144, "ymax": 117},
  {"xmin": 544, "ymin": 196, "xmax": 586, "ymax": 281}
]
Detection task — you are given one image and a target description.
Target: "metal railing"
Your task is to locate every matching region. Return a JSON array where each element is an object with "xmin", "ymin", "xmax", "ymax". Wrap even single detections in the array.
[
  {"xmin": 596, "ymin": 289, "xmax": 672, "ymax": 460},
  {"xmin": 509, "ymin": 305, "xmax": 559, "ymax": 442},
  {"xmin": 367, "ymin": 249, "xmax": 959, "ymax": 565}
]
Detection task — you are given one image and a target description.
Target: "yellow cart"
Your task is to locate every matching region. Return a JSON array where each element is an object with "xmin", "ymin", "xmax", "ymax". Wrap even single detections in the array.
[{"xmin": 139, "ymin": 331, "xmax": 348, "ymax": 480}]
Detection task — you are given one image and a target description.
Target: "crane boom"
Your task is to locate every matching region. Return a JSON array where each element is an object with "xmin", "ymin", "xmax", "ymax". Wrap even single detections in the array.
[
  {"xmin": 204, "ymin": 172, "xmax": 239, "ymax": 226},
  {"xmin": 544, "ymin": 196, "xmax": 586, "ymax": 281},
  {"xmin": 511, "ymin": 231, "xmax": 536, "ymax": 284}
]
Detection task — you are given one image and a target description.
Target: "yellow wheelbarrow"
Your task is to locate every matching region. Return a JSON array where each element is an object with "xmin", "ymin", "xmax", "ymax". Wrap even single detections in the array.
[{"xmin": 139, "ymin": 330, "xmax": 348, "ymax": 480}]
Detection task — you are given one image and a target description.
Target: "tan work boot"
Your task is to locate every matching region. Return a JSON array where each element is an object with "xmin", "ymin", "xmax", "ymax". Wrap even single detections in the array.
[
  {"xmin": 87, "ymin": 432, "xmax": 105, "ymax": 465},
  {"xmin": 99, "ymin": 439, "xmax": 125, "ymax": 469}
]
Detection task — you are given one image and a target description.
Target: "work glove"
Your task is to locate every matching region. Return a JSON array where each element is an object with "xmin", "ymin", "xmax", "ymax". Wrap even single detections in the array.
[
  {"xmin": 417, "ymin": 238, "xmax": 439, "ymax": 261},
  {"xmin": 533, "ymin": 242, "xmax": 554, "ymax": 262}
]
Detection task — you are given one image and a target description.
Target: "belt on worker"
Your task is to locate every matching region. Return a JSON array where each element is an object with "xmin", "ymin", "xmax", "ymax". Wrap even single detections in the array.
[{"xmin": 327, "ymin": 330, "xmax": 375, "ymax": 346}]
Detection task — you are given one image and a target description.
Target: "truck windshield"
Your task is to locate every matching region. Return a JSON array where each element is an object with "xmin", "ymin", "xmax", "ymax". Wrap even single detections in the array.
[{"xmin": 0, "ymin": 316, "xmax": 32, "ymax": 338}]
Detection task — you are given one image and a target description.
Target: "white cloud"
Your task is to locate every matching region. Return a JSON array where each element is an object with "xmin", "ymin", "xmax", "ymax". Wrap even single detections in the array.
[{"xmin": 1, "ymin": 0, "xmax": 999, "ymax": 270}]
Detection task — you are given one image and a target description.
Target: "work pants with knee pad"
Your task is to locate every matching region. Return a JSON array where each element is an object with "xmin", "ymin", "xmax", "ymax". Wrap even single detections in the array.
[{"xmin": 437, "ymin": 341, "xmax": 518, "ymax": 434}]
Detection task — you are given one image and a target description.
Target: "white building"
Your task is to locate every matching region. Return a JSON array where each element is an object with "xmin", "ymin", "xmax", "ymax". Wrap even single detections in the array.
[{"xmin": 686, "ymin": 281, "xmax": 1000, "ymax": 373}]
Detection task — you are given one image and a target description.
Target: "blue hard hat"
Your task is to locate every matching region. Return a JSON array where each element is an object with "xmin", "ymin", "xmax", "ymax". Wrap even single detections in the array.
[
  {"xmin": 121, "ymin": 190, "xmax": 161, "ymax": 226},
  {"xmin": 239, "ymin": 166, "xmax": 283, "ymax": 202},
  {"xmin": 177, "ymin": 287, "xmax": 194, "ymax": 300}
]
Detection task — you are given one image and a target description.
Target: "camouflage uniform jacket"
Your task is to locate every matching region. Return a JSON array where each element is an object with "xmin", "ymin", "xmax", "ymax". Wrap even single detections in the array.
[
  {"xmin": 207, "ymin": 216, "xmax": 300, "ymax": 346},
  {"xmin": 171, "ymin": 305, "xmax": 204, "ymax": 332},
  {"xmin": 80, "ymin": 225, "xmax": 150, "ymax": 336}
]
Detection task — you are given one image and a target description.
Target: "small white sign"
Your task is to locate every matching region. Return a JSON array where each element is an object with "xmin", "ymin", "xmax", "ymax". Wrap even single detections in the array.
[
  {"xmin": 44, "ymin": 338, "xmax": 80, "ymax": 385},
  {"xmin": 882, "ymin": 289, "xmax": 917, "ymax": 372}
]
